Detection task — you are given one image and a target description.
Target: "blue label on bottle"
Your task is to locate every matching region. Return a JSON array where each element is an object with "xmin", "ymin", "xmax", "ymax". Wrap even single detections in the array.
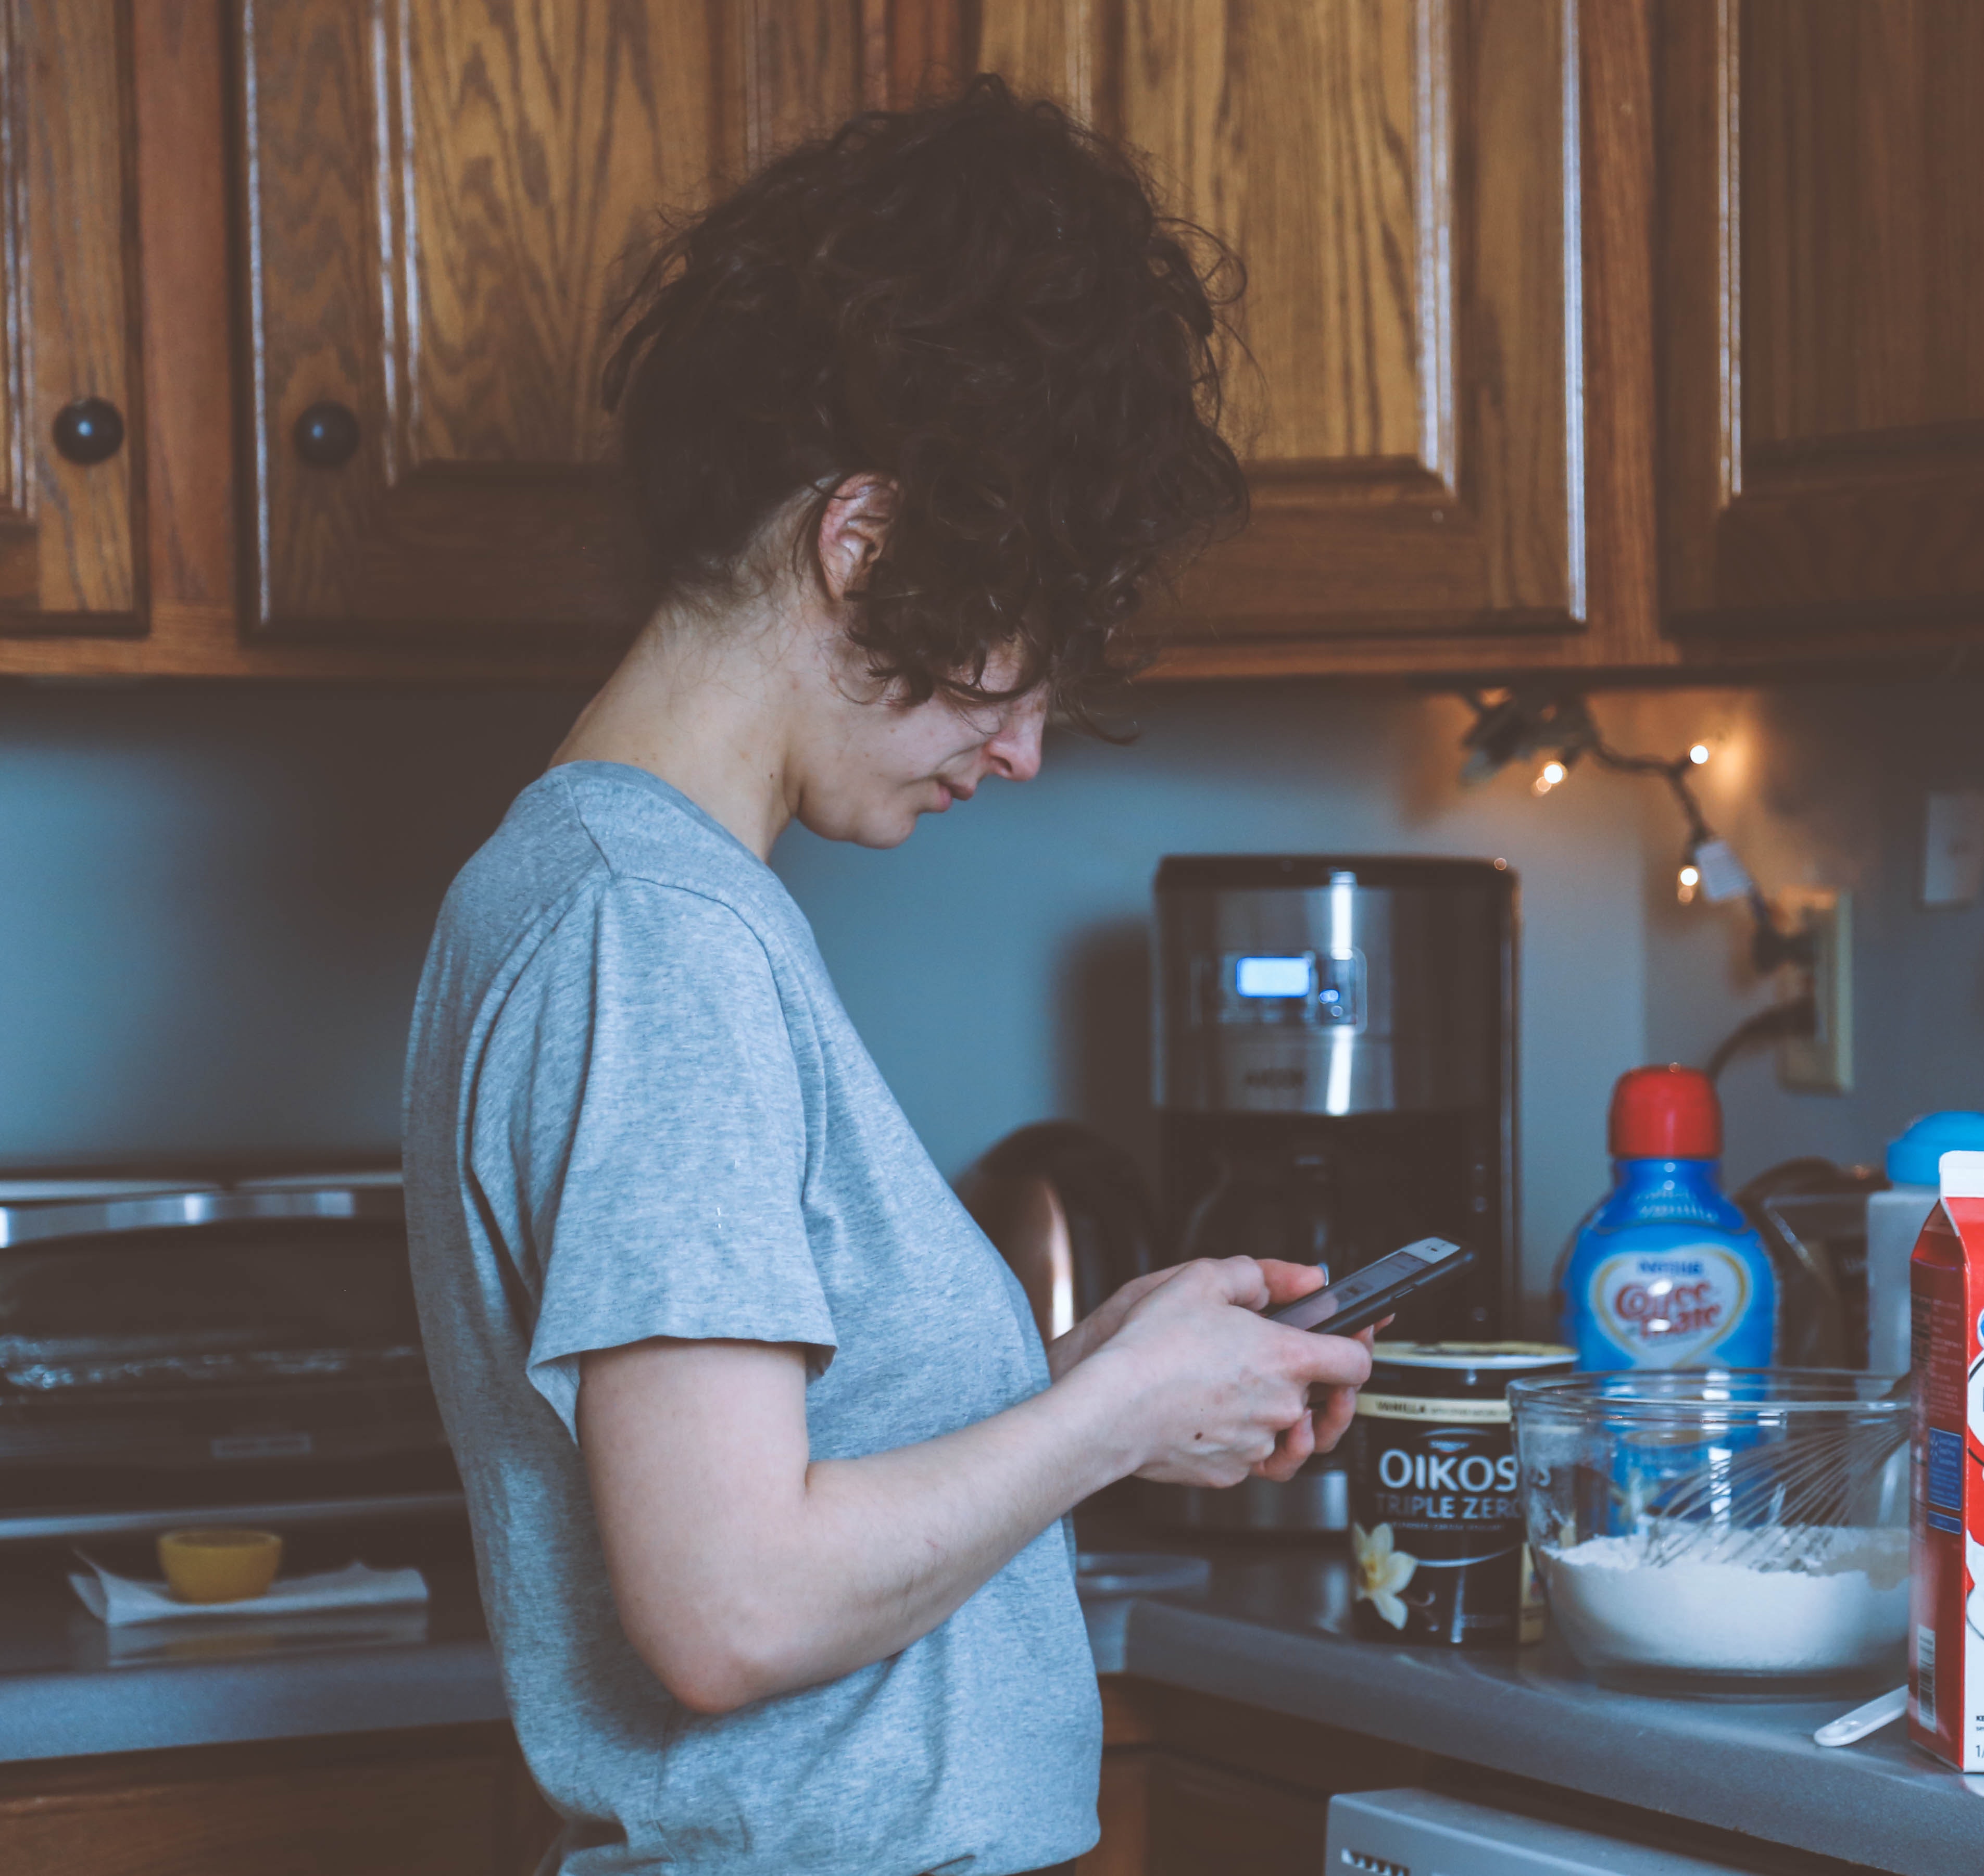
[
  {"xmin": 1561, "ymin": 1161, "xmax": 1778, "ymax": 1371},
  {"xmin": 1568, "ymin": 1226, "xmax": 1776, "ymax": 1369}
]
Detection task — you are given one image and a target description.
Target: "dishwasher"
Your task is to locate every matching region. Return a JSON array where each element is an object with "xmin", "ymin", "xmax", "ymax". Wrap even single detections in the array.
[{"xmin": 1326, "ymin": 1789, "xmax": 1771, "ymax": 1876}]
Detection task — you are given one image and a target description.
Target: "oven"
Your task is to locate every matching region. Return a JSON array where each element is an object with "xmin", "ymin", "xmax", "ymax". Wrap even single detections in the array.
[{"xmin": 0, "ymin": 1176, "xmax": 460, "ymax": 1544}]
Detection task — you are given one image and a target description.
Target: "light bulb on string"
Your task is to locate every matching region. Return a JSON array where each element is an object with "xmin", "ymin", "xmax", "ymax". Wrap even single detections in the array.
[
  {"xmin": 1532, "ymin": 760, "xmax": 1567, "ymax": 796},
  {"xmin": 1689, "ymin": 744, "xmax": 1711, "ymax": 766},
  {"xmin": 1677, "ymin": 863, "xmax": 1700, "ymax": 905}
]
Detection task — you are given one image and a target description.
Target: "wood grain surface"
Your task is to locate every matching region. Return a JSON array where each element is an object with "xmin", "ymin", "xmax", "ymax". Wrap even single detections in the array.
[
  {"xmin": 970, "ymin": 0, "xmax": 1678, "ymax": 678},
  {"xmin": 979, "ymin": 1, "xmax": 1590, "ymax": 650},
  {"xmin": 1659, "ymin": 0, "xmax": 1984, "ymax": 636},
  {"xmin": 0, "ymin": 0, "xmax": 144, "ymax": 633},
  {"xmin": 1742, "ymin": 0, "xmax": 1984, "ymax": 451},
  {"xmin": 132, "ymin": 0, "xmax": 234, "ymax": 613},
  {"xmin": 8, "ymin": 0, "xmax": 1979, "ymax": 682},
  {"xmin": 1086, "ymin": 1678, "xmax": 1430, "ymax": 1876},
  {"xmin": 975, "ymin": 0, "xmax": 1100, "ymax": 145},
  {"xmin": 396, "ymin": 2, "xmax": 721, "ymax": 475},
  {"xmin": 738, "ymin": 0, "xmax": 864, "ymax": 170},
  {"xmin": 1140, "ymin": 0, "xmax": 1581, "ymax": 643},
  {"xmin": 1126, "ymin": 0, "xmax": 1424, "ymax": 469},
  {"xmin": 0, "ymin": 1722, "xmax": 558, "ymax": 1876},
  {"xmin": 1075, "ymin": 1748, "xmax": 1151, "ymax": 1876},
  {"xmin": 233, "ymin": 0, "xmax": 867, "ymax": 642}
]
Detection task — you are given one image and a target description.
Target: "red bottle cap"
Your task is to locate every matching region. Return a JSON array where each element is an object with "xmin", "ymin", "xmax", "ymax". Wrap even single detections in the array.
[{"xmin": 1609, "ymin": 1064, "xmax": 1723, "ymax": 1159}]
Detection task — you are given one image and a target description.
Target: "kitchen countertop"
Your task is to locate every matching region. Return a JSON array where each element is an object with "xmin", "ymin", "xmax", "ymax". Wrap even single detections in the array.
[
  {"xmin": 1084, "ymin": 1542, "xmax": 1975, "ymax": 1876},
  {"xmin": 0, "ymin": 1554, "xmax": 507, "ymax": 1764},
  {"xmin": 1, "ymin": 1534, "xmax": 1972, "ymax": 1874}
]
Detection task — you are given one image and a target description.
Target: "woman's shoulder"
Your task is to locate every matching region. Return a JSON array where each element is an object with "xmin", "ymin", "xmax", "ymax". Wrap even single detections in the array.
[{"xmin": 548, "ymin": 762, "xmax": 795, "ymax": 928}]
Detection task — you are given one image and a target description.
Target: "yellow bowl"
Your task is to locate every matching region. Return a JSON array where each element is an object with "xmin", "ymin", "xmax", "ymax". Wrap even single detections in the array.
[{"xmin": 157, "ymin": 1528, "xmax": 283, "ymax": 1604}]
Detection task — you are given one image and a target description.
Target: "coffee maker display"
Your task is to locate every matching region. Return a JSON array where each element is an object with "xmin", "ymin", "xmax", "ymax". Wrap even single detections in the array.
[{"xmin": 1147, "ymin": 855, "xmax": 1517, "ymax": 1533}]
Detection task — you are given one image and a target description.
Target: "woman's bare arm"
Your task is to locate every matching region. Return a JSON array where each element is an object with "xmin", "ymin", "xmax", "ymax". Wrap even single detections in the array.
[{"xmin": 579, "ymin": 1256, "xmax": 1370, "ymax": 1714}]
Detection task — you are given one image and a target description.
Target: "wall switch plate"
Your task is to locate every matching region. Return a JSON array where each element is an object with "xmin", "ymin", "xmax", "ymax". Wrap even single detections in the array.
[
  {"xmin": 1776, "ymin": 888, "xmax": 1852, "ymax": 1093},
  {"xmin": 1923, "ymin": 790, "xmax": 1984, "ymax": 906}
]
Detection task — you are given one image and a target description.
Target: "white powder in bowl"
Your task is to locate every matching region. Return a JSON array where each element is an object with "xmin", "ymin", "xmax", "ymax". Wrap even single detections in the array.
[{"xmin": 1541, "ymin": 1526, "xmax": 1910, "ymax": 1677}]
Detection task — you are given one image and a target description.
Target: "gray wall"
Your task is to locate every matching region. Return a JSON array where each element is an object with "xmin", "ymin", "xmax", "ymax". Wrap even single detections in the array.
[
  {"xmin": 0, "ymin": 687, "xmax": 576, "ymax": 1164},
  {"xmin": 1618, "ymin": 683, "xmax": 1984, "ymax": 1180},
  {"xmin": 2, "ymin": 677, "xmax": 1979, "ymax": 1311}
]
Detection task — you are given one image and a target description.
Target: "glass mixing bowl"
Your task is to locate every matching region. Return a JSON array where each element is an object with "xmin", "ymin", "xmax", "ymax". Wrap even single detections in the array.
[{"xmin": 1507, "ymin": 1369, "xmax": 1909, "ymax": 1695}]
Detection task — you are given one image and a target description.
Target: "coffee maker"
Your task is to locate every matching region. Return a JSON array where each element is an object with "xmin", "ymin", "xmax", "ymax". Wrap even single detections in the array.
[{"xmin": 1145, "ymin": 854, "xmax": 1517, "ymax": 1532}]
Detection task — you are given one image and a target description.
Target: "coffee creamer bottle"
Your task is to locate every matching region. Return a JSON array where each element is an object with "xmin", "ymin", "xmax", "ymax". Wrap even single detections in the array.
[{"xmin": 1559, "ymin": 1065, "xmax": 1777, "ymax": 1369}]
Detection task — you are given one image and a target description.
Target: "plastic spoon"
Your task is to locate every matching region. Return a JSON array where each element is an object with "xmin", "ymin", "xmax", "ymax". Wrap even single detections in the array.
[{"xmin": 1813, "ymin": 1685, "xmax": 1907, "ymax": 1748}]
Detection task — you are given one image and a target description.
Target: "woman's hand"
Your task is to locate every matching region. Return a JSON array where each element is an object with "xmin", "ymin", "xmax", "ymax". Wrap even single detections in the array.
[
  {"xmin": 1046, "ymin": 1255, "xmax": 1328, "ymax": 1380},
  {"xmin": 1044, "ymin": 1264, "xmax": 1185, "ymax": 1380},
  {"xmin": 1058, "ymin": 1257, "xmax": 1373, "ymax": 1489}
]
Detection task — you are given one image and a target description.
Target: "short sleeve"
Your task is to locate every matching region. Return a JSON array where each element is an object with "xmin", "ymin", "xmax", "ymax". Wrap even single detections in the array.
[{"xmin": 471, "ymin": 878, "xmax": 834, "ymax": 1439}]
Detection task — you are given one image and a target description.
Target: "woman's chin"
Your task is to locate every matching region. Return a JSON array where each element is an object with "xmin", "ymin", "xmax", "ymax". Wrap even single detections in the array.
[{"xmin": 797, "ymin": 803, "xmax": 920, "ymax": 850}]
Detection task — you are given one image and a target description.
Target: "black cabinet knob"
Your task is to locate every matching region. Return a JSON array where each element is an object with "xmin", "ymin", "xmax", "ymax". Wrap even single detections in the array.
[
  {"xmin": 52, "ymin": 397, "xmax": 125, "ymax": 466},
  {"xmin": 293, "ymin": 400, "xmax": 360, "ymax": 469}
]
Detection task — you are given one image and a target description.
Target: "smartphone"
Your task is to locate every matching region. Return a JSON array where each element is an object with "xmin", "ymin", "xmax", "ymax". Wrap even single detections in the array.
[{"xmin": 1264, "ymin": 1236, "xmax": 1474, "ymax": 1338}]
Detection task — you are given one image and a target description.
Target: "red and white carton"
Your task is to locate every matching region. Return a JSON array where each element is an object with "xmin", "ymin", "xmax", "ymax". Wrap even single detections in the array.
[{"xmin": 1907, "ymin": 1148, "xmax": 1984, "ymax": 1770}]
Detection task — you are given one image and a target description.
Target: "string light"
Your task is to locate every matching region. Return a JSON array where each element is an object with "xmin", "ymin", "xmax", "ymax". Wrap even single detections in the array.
[{"xmin": 1455, "ymin": 689, "xmax": 1820, "ymax": 1078}]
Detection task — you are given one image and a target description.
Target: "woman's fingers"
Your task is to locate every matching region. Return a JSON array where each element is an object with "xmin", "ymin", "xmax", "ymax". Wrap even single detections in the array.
[
  {"xmin": 1282, "ymin": 1325, "xmax": 1374, "ymax": 1391},
  {"xmin": 1252, "ymin": 1401, "xmax": 1318, "ymax": 1481},
  {"xmin": 1204, "ymin": 1255, "xmax": 1270, "ymax": 1310},
  {"xmin": 1253, "ymin": 1257, "xmax": 1327, "ymax": 1308},
  {"xmin": 1310, "ymin": 1382, "xmax": 1361, "ymax": 1454}
]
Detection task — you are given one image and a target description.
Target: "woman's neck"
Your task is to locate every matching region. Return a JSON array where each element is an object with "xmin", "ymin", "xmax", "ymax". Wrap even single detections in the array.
[{"xmin": 551, "ymin": 606, "xmax": 804, "ymax": 862}]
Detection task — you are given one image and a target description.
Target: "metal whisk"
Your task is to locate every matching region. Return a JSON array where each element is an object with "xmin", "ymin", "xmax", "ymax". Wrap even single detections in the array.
[{"xmin": 1640, "ymin": 1375, "xmax": 1910, "ymax": 1570}]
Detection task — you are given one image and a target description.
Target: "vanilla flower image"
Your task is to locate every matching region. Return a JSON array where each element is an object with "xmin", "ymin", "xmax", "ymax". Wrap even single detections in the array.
[{"xmin": 1352, "ymin": 1522, "xmax": 1419, "ymax": 1630}]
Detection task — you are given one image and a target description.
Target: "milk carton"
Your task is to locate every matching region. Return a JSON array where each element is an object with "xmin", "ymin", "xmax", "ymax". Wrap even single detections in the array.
[{"xmin": 1906, "ymin": 1149, "xmax": 1984, "ymax": 1770}]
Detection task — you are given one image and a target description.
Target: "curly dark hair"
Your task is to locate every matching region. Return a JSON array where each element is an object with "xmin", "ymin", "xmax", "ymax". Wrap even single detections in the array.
[{"xmin": 601, "ymin": 74, "xmax": 1247, "ymax": 720}]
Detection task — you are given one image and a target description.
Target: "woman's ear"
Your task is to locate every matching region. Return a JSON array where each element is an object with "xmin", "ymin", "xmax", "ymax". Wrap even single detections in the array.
[{"xmin": 815, "ymin": 475, "xmax": 899, "ymax": 602}]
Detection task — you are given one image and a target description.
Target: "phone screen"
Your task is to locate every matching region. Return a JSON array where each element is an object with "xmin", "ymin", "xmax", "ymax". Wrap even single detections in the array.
[{"xmin": 1267, "ymin": 1238, "xmax": 1467, "ymax": 1334}]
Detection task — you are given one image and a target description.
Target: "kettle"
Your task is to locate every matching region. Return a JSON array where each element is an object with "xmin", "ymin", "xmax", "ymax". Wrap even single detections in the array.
[{"xmin": 959, "ymin": 1122, "xmax": 1163, "ymax": 1343}]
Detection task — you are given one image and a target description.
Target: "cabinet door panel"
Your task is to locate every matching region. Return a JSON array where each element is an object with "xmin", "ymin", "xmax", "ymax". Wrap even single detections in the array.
[
  {"xmin": 0, "ymin": 1761, "xmax": 500, "ymax": 1876},
  {"xmin": 978, "ymin": 0, "xmax": 1590, "ymax": 649},
  {"xmin": 1146, "ymin": 1749, "xmax": 1330, "ymax": 1876},
  {"xmin": 0, "ymin": 1735, "xmax": 525, "ymax": 1876},
  {"xmin": 1076, "ymin": 1748, "xmax": 1151, "ymax": 1876},
  {"xmin": 0, "ymin": 0, "xmax": 144, "ymax": 635},
  {"xmin": 1661, "ymin": 0, "xmax": 1984, "ymax": 637},
  {"xmin": 235, "ymin": 0, "xmax": 866, "ymax": 643}
]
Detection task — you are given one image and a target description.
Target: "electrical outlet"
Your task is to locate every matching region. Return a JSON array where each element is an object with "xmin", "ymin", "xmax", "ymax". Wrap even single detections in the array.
[
  {"xmin": 1775, "ymin": 888, "xmax": 1853, "ymax": 1093},
  {"xmin": 1924, "ymin": 790, "xmax": 1984, "ymax": 906}
]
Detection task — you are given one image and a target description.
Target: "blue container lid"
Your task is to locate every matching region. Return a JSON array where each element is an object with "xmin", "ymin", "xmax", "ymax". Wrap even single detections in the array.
[{"xmin": 1887, "ymin": 1111, "xmax": 1984, "ymax": 1186}]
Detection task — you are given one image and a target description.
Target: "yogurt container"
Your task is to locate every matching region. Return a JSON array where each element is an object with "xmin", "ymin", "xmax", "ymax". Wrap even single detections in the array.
[{"xmin": 1347, "ymin": 1342, "xmax": 1574, "ymax": 1647}]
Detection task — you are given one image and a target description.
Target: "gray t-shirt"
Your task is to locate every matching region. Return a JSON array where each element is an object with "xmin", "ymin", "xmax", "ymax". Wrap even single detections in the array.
[{"xmin": 402, "ymin": 761, "xmax": 1100, "ymax": 1876}]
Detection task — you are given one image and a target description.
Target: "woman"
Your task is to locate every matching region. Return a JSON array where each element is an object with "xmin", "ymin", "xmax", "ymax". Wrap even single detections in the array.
[{"xmin": 404, "ymin": 78, "xmax": 1373, "ymax": 1876}]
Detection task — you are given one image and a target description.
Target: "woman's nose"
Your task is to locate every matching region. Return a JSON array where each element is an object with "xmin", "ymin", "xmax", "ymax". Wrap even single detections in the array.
[{"xmin": 984, "ymin": 694, "xmax": 1048, "ymax": 782}]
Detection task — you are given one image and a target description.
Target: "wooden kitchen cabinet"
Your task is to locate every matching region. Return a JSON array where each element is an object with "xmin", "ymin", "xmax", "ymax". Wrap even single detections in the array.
[
  {"xmin": 1080, "ymin": 1678, "xmax": 1428, "ymax": 1876},
  {"xmin": 0, "ymin": 1685, "xmax": 1387, "ymax": 1876},
  {"xmin": 0, "ymin": 0, "xmax": 903, "ymax": 681},
  {"xmin": 971, "ymin": 0, "xmax": 1668, "ymax": 680},
  {"xmin": 229, "ymin": 0, "xmax": 876, "ymax": 648},
  {"xmin": 0, "ymin": 0, "xmax": 1667, "ymax": 680},
  {"xmin": 0, "ymin": 1721, "xmax": 560, "ymax": 1876},
  {"xmin": 2, "ymin": 1, "xmax": 1980, "ymax": 682},
  {"xmin": 1659, "ymin": 0, "xmax": 1984, "ymax": 658},
  {"xmin": 0, "ymin": 1, "xmax": 149, "ymax": 639}
]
